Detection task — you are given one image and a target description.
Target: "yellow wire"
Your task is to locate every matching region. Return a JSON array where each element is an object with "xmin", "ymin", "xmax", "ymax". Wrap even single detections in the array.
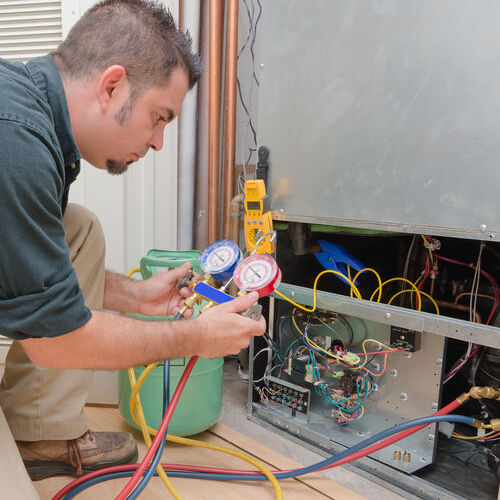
[
  {"xmin": 128, "ymin": 365, "xmax": 283, "ymax": 500},
  {"xmin": 125, "ymin": 267, "xmax": 282, "ymax": 500},
  {"xmin": 350, "ymin": 268, "xmax": 383, "ymax": 302},
  {"xmin": 369, "ymin": 277, "xmax": 422, "ymax": 311},
  {"xmin": 387, "ymin": 289, "xmax": 440, "ymax": 315},
  {"xmin": 452, "ymin": 430, "xmax": 499, "ymax": 440},
  {"xmin": 274, "ymin": 269, "xmax": 362, "ymax": 313},
  {"xmin": 291, "ymin": 313, "xmax": 361, "ymax": 366}
]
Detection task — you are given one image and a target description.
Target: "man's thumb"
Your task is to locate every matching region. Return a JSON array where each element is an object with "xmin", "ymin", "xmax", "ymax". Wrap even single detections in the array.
[{"xmin": 224, "ymin": 291, "xmax": 259, "ymax": 313}]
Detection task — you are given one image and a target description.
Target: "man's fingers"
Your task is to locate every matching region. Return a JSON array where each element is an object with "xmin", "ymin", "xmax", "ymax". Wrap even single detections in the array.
[{"xmin": 219, "ymin": 291, "xmax": 259, "ymax": 314}]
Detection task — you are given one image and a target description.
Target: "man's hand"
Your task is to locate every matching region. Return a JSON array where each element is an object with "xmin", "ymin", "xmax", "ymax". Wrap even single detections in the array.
[
  {"xmin": 135, "ymin": 262, "xmax": 195, "ymax": 318},
  {"xmin": 193, "ymin": 291, "xmax": 266, "ymax": 358}
]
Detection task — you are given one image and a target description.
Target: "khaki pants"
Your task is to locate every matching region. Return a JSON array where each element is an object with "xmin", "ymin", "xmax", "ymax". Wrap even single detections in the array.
[{"xmin": 0, "ymin": 203, "xmax": 105, "ymax": 441}]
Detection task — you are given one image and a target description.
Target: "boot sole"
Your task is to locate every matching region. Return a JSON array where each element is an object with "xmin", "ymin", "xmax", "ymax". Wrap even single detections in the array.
[{"xmin": 24, "ymin": 447, "xmax": 139, "ymax": 481}]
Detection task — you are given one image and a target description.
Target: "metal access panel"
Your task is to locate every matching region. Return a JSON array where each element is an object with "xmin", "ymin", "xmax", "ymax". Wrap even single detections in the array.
[
  {"xmin": 249, "ymin": 294, "xmax": 444, "ymax": 476},
  {"xmin": 256, "ymin": 0, "xmax": 500, "ymax": 241}
]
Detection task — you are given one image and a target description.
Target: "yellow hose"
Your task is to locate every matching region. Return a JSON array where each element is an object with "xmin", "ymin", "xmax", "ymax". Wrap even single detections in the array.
[
  {"xmin": 125, "ymin": 267, "xmax": 182, "ymax": 499},
  {"xmin": 125, "ymin": 267, "xmax": 282, "ymax": 499},
  {"xmin": 128, "ymin": 363, "xmax": 282, "ymax": 500}
]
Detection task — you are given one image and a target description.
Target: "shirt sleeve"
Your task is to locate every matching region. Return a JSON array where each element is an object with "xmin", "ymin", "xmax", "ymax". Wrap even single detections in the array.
[{"xmin": 0, "ymin": 119, "xmax": 91, "ymax": 340}]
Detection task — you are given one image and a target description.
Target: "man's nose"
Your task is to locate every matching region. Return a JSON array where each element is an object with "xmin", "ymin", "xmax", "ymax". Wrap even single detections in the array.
[{"xmin": 148, "ymin": 127, "xmax": 164, "ymax": 151}]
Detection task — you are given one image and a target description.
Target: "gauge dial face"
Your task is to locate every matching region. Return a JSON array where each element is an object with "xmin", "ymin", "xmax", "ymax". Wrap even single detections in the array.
[
  {"xmin": 233, "ymin": 254, "xmax": 281, "ymax": 297},
  {"xmin": 200, "ymin": 239, "xmax": 241, "ymax": 274}
]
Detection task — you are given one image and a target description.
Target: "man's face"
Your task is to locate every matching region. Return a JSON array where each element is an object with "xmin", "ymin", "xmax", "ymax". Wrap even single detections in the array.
[{"xmin": 97, "ymin": 67, "xmax": 189, "ymax": 174}]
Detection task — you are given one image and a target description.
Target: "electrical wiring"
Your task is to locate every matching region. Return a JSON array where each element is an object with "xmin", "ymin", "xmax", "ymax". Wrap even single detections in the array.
[
  {"xmin": 274, "ymin": 269, "xmax": 363, "ymax": 313},
  {"xmin": 452, "ymin": 430, "xmax": 500, "ymax": 441},
  {"xmin": 350, "ymin": 267, "xmax": 383, "ymax": 302},
  {"xmin": 387, "ymin": 289, "xmax": 440, "ymax": 314},
  {"xmin": 435, "ymin": 254, "xmax": 499, "ymax": 325},
  {"xmin": 369, "ymin": 277, "xmax": 422, "ymax": 310},
  {"xmin": 455, "ymin": 292, "xmax": 496, "ymax": 304}
]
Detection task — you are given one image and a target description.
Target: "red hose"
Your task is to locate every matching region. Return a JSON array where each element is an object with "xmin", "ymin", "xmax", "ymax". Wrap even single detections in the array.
[{"xmin": 53, "ymin": 397, "xmax": 463, "ymax": 499}]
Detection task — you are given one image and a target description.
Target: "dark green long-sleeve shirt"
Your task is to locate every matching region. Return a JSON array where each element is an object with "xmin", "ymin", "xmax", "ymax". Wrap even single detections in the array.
[{"xmin": 0, "ymin": 54, "xmax": 91, "ymax": 339}]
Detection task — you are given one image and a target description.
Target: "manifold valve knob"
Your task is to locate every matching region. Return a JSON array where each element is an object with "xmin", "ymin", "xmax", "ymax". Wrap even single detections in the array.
[{"xmin": 241, "ymin": 303, "xmax": 262, "ymax": 321}]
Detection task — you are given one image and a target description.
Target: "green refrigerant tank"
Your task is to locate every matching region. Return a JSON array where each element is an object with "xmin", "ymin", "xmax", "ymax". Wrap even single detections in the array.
[{"xmin": 118, "ymin": 249, "xmax": 223, "ymax": 436}]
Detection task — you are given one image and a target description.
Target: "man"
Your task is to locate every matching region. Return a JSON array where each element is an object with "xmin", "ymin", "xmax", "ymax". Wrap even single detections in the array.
[{"xmin": 0, "ymin": 0, "xmax": 265, "ymax": 480}]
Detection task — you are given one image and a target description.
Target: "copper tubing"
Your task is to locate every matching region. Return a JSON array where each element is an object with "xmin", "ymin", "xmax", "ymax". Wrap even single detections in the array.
[
  {"xmin": 208, "ymin": 0, "xmax": 224, "ymax": 243},
  {"xmin": 222, "ymin": 0, "xmax": 239, "ymax": 239},
  {"xmin": 435, "ymin": 300, "xmax": 482, "ymax": 324}
]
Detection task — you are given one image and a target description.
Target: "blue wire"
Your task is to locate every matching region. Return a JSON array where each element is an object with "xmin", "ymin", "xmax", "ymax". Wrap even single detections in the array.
[{"xmin": 62, "ymin": 414, "xmax": 474, "ymax": 497}]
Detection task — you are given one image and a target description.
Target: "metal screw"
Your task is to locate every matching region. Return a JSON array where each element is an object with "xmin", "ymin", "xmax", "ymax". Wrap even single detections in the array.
[
  {"xmin": 428, "ymin": 434, "xmax": 435, "ymax": 441},
  {"xmin": 385, "ymin": 312, "xmax": 391, "ymax": 319},
  {"xmin": 290, "ymin": 291, "xmax": 295, "ymax": 297},
  {"xmin": 421, "ymin": 457, "xmax": 427, "ymax": 463},
  {"xmin": 400, "ymin": 392, "xmax": 408, "ymax": 402},
  {"xmin": 404, "ymin": 352, "xmax": 412, "ymax": 359},
  {"xmin": 480, "ymin": 224, "xmax": 487, "ymax": 232},
  {"xmin": 372, "ymin": 383, "xmax": 379, "ymax": 392},
  {"xmin": 403, "ymin": 451, "xmax": 411, "ymax": 462},
  {"xmin": 279, "ymin": 208, "xmax": 284, "ymax": 213},
  {"xmin": 371, "ymin": 363, "xmax": 381, "ymax": 372},
  {"xmin": 435, "ymin": 358, "xmax": 443, "ymax": 366},
  {"xmin": 260, "ymin": 62, "xmax": 264, "ymax": 68},
  {"xmin": 389, "ymin": 369, "xmax": 398, "ymax": 377},
  {"xmin": 431, "ymin": 402, "xmax": 438, "ymax": 411},
  {"xmin": 393, "ymin": 450, "xmax": 402, "ymax": 461}
]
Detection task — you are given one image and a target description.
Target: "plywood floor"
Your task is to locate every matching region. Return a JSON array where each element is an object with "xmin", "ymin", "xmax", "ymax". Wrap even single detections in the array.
[{"xmin": 34, "ymin": 406, "xmax": 365, "ymax": 500}]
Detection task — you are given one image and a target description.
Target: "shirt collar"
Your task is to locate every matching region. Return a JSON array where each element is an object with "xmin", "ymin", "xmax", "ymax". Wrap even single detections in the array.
[{"xmin": 25, "ymin": 54, "xmax": 81, "ymax": 167}]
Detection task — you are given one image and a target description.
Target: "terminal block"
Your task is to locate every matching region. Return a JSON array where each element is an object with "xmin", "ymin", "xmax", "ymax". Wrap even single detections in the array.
[
  {"xmin": 390, "ymin": 326, "xmax": 421, "ymax": 352},
  {"xmin": 265, "ymin": 376, "xmax": 311, "ymax": 416}
]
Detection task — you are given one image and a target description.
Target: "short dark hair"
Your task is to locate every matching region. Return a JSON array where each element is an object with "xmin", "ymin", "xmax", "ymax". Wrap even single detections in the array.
[{"xmin": 53, "ymin": 0, "xmax": 202, "ymax": 93}]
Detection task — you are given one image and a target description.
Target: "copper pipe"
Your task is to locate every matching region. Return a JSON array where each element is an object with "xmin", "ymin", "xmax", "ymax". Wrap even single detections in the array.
[
  {"xmin": 222, "ymin": 0, "xmax": 239, "ymax": 239},
  {"xmin": 194, "ymin": 0, "xmax": 209, "ymax": 250},
  {"xmin": 436, "ymin": 300, "xmax": 482, "ymax": 324},
  {"xmin": 208, "ymin": 0, "xmax": 224, "ymax": 243}
]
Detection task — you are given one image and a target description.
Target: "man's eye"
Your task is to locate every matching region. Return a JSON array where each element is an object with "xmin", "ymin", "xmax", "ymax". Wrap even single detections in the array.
[{"xmin": 157, "ymin": 115, "xmax": 166, "ymax": 122}]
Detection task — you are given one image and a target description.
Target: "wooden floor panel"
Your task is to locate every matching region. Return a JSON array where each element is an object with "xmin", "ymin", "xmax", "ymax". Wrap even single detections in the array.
[{"xmin": 34, "ymin": 406, "xmax": 364, "ymax": 500}]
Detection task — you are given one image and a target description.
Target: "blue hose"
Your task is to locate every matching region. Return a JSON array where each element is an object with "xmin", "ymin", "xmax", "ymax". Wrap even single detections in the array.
[
  {"xmin": 61, "ymin": 414, "xmax": 473, "ymax": 498},
  {"xmin": 125, "ymin": 360, "xmax": 171, "ymax": 499}
]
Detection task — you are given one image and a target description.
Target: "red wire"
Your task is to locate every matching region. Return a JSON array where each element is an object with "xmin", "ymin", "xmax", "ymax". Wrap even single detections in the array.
[{"xmin": 435, "ymin": 255, "xmax": 499, "ymax": 325}]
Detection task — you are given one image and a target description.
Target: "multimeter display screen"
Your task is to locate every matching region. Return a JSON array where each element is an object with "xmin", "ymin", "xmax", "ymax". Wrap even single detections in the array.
[{"xmin": 247, "ymin": 201, "xmax": 261, "ymax": 211}]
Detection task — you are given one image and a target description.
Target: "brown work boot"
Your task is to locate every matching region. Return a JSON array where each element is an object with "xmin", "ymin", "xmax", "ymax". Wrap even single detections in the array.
[{"xmin": 17, "ymin": 430, "xmax": 138, "ymax": 480}]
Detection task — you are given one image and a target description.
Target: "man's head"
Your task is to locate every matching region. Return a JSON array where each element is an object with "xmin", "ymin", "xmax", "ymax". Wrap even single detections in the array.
[{"xmin": 53, "ymin": 0, "xmax": 202, "ymax": 174}]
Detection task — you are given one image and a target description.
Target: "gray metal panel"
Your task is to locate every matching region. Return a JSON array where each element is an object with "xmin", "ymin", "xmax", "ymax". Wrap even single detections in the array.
[{"xmin": 257, "ymin": 1, "xmax": 500, "ymax": 241}]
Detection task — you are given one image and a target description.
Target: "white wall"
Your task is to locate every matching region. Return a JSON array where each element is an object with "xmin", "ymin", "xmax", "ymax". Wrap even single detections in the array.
[{"xmin": 66, "ymin": 0, "xmax": 180, "ymax": 404}]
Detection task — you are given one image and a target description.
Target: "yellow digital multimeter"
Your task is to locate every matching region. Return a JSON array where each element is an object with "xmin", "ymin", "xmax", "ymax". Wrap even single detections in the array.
[{"xmin": 244, "ymin": 179, "xmax": 274, "ymax": 254}]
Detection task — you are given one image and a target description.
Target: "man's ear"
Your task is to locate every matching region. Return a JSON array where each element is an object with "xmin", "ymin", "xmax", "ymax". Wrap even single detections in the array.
[{"xmin": 97, "ymin": 65, "xmax": 128, "ymax": 114}]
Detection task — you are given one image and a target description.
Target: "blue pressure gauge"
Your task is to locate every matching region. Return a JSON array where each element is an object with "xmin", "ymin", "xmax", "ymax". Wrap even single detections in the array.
[{"xmin": 200, "ymin": 239, "xmax": 242, "ymax": 281}]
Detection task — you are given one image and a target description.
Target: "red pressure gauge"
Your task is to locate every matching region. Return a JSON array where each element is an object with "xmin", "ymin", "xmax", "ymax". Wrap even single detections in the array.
[{"xmin": 233, "ymin": 254, "xmax": 281, "ymax": 298}]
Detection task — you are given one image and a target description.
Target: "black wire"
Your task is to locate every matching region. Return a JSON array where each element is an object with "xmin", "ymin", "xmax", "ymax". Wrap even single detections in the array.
[{"xmin": 479, "ymin": 365, "xmax": 500, "ymax": 384}]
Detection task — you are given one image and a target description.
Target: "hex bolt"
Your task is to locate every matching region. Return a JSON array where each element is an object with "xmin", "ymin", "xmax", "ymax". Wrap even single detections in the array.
[
  {"xmin": 400, "ymin": 392, "xmax": 408, "ymax": 402},
  {"xmin": 389, "ymin": 369, "xmax": 398, "ymax": 377}
]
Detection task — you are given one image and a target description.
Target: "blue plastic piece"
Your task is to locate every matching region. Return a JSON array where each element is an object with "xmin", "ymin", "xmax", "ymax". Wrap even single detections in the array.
[
  {"xmin": 314, "ymin": 240, "xmax": 365, "ymax": 286},
  {"xmin": 194, "ymin": 282, "xmax": 234, "ymax": 304}
]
